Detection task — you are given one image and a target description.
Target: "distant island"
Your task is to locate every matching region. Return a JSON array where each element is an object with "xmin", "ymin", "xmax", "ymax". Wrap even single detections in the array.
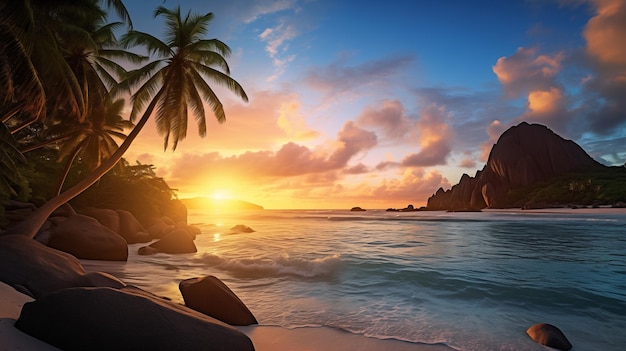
[
  {"xmin": 426, "ymin": 122, "xmax": 625, "ymax": 211},
  {"xmin": 181, "ymin": 197, "xmax": 264, "ymax": 211}
]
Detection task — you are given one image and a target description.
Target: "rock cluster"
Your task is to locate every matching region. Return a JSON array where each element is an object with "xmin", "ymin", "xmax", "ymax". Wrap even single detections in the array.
[
  {"xmin": 0, "ymin": 234, "xmax": 257, "ymax": 350},
  {"xmin": 427, "ymin": 122, "xmax": 602, "ymax": 210}
]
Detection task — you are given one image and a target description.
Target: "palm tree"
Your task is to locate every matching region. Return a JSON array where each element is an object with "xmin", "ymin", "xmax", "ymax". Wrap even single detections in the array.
[
  {"xmin": 0, "ymin": 0, "xmax": 133, "ymax": 199},
  {"xmin": 118, "ymin": 6, "xmax": 248, "ymax": 150},
  {"xmin": 5, "ymin": 6, "xmax": 248, "ymax": 238},
  {"xmin": 54, "ymin": 98, "xmax": 133, "ymax": 195}
]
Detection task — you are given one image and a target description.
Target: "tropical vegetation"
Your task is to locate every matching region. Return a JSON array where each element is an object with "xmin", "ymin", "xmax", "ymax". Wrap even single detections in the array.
[
  {"xmin": 0, "ymin": 1, "xmax": 247, "ymax": 232},
  {"xmin": 507, "ymin": 166, "xmax": 626, "ymax": 208}
]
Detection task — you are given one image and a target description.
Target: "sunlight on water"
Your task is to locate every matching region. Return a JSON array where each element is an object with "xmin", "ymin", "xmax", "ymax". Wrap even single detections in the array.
[{"xmin": 82, "ymin": 208, "xmax": 626, "ymax": 351}]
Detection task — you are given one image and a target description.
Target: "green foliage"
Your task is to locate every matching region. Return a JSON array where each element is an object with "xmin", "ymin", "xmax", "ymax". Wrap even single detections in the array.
[
  {"xmin": 70, "ymin": 158, "xmax": 178, "ymax": 221},
  {"xmin": 508, "ymin": 166, "xmax": 626, "ymax": 206}
]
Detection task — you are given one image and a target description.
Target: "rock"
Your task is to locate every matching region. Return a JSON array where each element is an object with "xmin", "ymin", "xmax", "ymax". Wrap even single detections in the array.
[
  {"xmin": 527, "ymin": 323, "xmax": 572, "ymax": 350},
  {"xmin": 146, "ymin": 219, "xmax": 176, "ymax": 239},
  {"xmin": 48, "ymin": 214, "xmax": 128, "ymax": 261},
  {"xmin": 138, "ymin": 246, "xmax": 160, "ymax": 255},
  {"xmin": 148, "ymin": 229, "xmax": 197, "ymax": 254},
  {"xmin": 175, "ymin": 222, "xmax": 201, "ymax": 239},
  {"xmin": 15, "ymin": 286, "xmax": 254, "ymax": 351},
  {"xmin": 116, "ymin": 210, "xmax": 151, "ymax": 244},
  {"xmin": 427, "ymin": 122, "xmax": 604, "ymax": 210},
  {"xmin": 0, "ymin": 235, "xmax": 124, "ymax": 298},
  {"xmin": 80, "ymin": 208, "xmax": 120, "ymax": 233},
  {"xmin": 230, "ymin": 225, "xmax": 255, "ymax": 233},
  {"xmin": 179, "ymin": 276, "xmax": 257, "ymax": 326},
  {"xmin": 350, "ymin": 207, "xmax": 366, "ymax": 211}
]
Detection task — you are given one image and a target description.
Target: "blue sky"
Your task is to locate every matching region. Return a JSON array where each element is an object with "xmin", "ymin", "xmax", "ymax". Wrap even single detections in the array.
[{"xmin": 118, "ymin": 0, "xmax": 625, "ymax": 209}]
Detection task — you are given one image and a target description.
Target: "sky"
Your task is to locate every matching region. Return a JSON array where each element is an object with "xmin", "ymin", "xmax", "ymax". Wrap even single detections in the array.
[{"xmin": 116, "ymin": 0, "xmax": 625, "ymax": 209}]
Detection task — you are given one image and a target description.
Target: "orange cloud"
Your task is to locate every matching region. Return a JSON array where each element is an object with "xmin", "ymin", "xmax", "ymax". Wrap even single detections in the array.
[
  {"xmin": 584, "ymin": 0, "xmax": 626, "ymax": 67},
  {"xmin": 401, "ymin": 104, "xmax": 452, "ymax": 167},
  {"xmin": 492, "ymin": 47, "xmax": 564, "ymax": 97},
  {"xmin": 357, "ymin": 100, "xmax": 413, "ymax": 141},
  {"xmin": 527, "ymin": 87, "xmax": 564, "ymax": 114}
]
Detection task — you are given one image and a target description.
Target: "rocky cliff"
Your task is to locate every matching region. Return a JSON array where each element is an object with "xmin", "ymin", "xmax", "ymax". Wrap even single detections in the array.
[{"xmin": 427, "ymin": 122, "xmax": 603, "ymax": 210}]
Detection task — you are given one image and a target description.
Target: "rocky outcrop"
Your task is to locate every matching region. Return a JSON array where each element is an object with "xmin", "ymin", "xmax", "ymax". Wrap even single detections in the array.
[
  {"xmin": 180, "ymin": 276, "xmax": 258, "ymax": 326},
  {"xmin": 427, "ymin": 122, "xmax": 603, "ymax": 210},
  {"xmin": 0, "ymin": 235, "xmax": 125, "ymax": 298},
  {"xmin": 139, "ymin": 229, "xmax": 197, "ymax": 255},
  {"xmin": 48, "ymin": 215, "xmax": 128, "ymax": 261},
  {"xmin": 15, "ymin": 286, "xmax": 254, "ymax": 351},
  {"xmin": 526, "ymin": 323, "xmax": 572, "ymax": 350}
]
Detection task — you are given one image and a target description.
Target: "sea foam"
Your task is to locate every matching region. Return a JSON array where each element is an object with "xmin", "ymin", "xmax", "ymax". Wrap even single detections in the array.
[{"xmin": 196, "ymin": 252, "xmax": 342, "ymax": 279}]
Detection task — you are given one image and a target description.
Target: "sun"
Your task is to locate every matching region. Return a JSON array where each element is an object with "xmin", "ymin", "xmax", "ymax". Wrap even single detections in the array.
[{"xmin": 209, "ymin": 190, "xmax": 231, "ymax": 201}]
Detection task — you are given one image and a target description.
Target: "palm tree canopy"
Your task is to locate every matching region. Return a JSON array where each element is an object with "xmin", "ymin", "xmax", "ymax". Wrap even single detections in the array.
[{"xmin": 118, "ymin": 6, "xmax": 248, "ymax": 151}]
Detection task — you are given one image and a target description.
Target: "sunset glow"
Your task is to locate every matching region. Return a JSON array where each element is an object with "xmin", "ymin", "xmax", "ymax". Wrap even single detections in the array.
[{"xmin": 119, "ymin": 0, "xmax": 625, "ymax": 209}]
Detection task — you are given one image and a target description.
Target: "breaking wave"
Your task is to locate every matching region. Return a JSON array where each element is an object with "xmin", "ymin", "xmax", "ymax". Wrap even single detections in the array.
[{"xmin": 195, "ymin": 253, "xmax": 342, "ymax": 280}]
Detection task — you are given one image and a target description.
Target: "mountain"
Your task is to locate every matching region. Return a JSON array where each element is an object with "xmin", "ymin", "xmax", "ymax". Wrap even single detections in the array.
[
  {"xmin": 180, "ymin": 197, "xmax": 264, "ymax": 211},
  {"xmin": 426, "ymin": 122, "xmax": 617, "ymax": 210}
]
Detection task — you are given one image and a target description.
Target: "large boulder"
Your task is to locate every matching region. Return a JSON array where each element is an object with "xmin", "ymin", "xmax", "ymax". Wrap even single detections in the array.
[
  {"xmin": 145, "ymin": 219, "xmax": 176, "ymax": 239},
  {"xmin": 0, "ymin": 235, "xmax": 124, "ymax": 298},
  {"xmin": 145, "ymin": 229, "xmax": 197, "ymax": 254},
  {"xmin": 179, "ymin": 276, "xmax": 257, "ymax": 326},
  {"xmin": 48, "ymin": 214, "xmax": 128, "ymax": 261},
  {"xmin": 80, "ymin": 208, "xmax": 120, "ymax": 234},
  {"xmin": 526, "ymin": 323, "xmax": 572, "ymax": 351},
  {"xmin": 116, "ymin": 210, "xmax": 151, "ymax": 244},
  {"xmin": 15, "ymin": 286, "xmax": 254, "ymax": 351}
]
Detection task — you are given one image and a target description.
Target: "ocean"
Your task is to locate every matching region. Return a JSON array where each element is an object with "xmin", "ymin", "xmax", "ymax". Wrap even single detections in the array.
[{"xmin": 82, "ymin": 208, "xmax": 626, "ymax": 351}]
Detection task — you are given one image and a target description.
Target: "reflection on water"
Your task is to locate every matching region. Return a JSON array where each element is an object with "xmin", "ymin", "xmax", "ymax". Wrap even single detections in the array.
[{"xmin": 82, "ymin": 209, "xmax": 626, "ymax": 351}]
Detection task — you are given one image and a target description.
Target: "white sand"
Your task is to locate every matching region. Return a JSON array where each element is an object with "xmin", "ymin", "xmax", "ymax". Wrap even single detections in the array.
[
  {"xmin": 0, "ymin": 282, "xmax": 60, "ymax": 351},
  {"xmin": 0, "ymin": 282, "xmax": 453, "ymax": 351}
]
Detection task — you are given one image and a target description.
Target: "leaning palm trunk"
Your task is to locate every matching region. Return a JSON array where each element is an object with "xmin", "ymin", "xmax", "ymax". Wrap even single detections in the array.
[{"xmin": 3, "ymin": 94, "xmax": 160, "ymax": 238}]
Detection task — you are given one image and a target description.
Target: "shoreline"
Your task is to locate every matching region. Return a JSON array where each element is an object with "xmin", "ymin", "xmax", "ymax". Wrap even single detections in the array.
[{"xmin": 0, "ymin": 281, "xmax": 455, "ymax": 351}]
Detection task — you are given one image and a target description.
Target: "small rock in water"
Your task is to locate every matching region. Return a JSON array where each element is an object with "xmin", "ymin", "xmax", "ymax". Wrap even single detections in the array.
[
  {"xmin": 230, "ymin": 224, "xmax": 255, "ymax": 233},
  {"xmin": 526, "ymin": 323, "xmax": 572, "ymax": 351}
]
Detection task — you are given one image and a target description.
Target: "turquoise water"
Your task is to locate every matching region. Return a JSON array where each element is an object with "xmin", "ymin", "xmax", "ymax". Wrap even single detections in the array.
[{"xmin": 84, "ymin": 209, "xmax": 626, "ymax": 351}]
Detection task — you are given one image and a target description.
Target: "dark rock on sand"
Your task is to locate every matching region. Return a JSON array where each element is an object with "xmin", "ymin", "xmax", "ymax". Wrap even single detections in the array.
[
  {"xmin": 526, "ymin": 323, "xmax": 572, "ymax": 351},
  {"xmin": 230, "ymin": 224, "xmax": 255, "ymax": 233},
  {"xmin": 0, "ymin": 235, "xmax": 124, "ymax": 298},
  {"xmin": 180, "ymin": 276, "xmax": 258, "ymax": 326},
  {"xmin": 146, "ymin": 229, "xmax": 197, "ymax": 254},
  {"xmin": 48, "ymin": 214, "xmax": 128, "ymax": 261},
  {"xmin": 15, "ymin": 286, "xmax": 254, "ymax": 351}
]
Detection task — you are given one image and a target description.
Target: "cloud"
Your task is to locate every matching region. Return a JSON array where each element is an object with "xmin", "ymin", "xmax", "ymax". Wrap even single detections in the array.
[
  {"xmin": 259, "ymin": 22, "xmax": 299, "ymax": 81},
  {"xmin": 167, "ymin": 120, "xmax": 376, "ymax": 183},
  {"xmin": 401, "ymin": 104, "xmax": 452, "ymax": 167},
  {"xmin": 366, "ymin": 169, "xmax": 451, "ymax": 205},
  {"xmin": 343, "ymin": 163, "xmax": 369, "ymax": 174},
  {"xmin": 305, "ymin": 54, "xmax": 415, "ymax": 97},
  {"xmin": 583, "ymin": 0, "xmax": 626, "ymax": 67},
  {"xmin": 357, "ymin": 100, "xmax": 413, "ymax": 141},
  {"xmin": 492, "ymin": 47, "xmax": 564, "ymax": 97},
  {"xmin": 518, "ymin": 86, "xmax": 571, "ymax": 134},
  {"xmin": 242, "ymin": 0, "xmax": 299, "ymax": 24},
  {"xmin": 459, "ymin": 158, "xmax": 477, "ymax": 168},
  {"xmin": 576, "ymin": 0, "xmax": 626, "ymax": 136},
  {"xmin": 329, "ymin": 121, "xmax": 378, "ymax": 167}
]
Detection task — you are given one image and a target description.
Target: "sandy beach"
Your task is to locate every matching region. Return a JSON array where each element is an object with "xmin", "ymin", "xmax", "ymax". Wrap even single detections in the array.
[{"xmin": 0, "ymin": 282, "xmax": 454, "ymax": 351}]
